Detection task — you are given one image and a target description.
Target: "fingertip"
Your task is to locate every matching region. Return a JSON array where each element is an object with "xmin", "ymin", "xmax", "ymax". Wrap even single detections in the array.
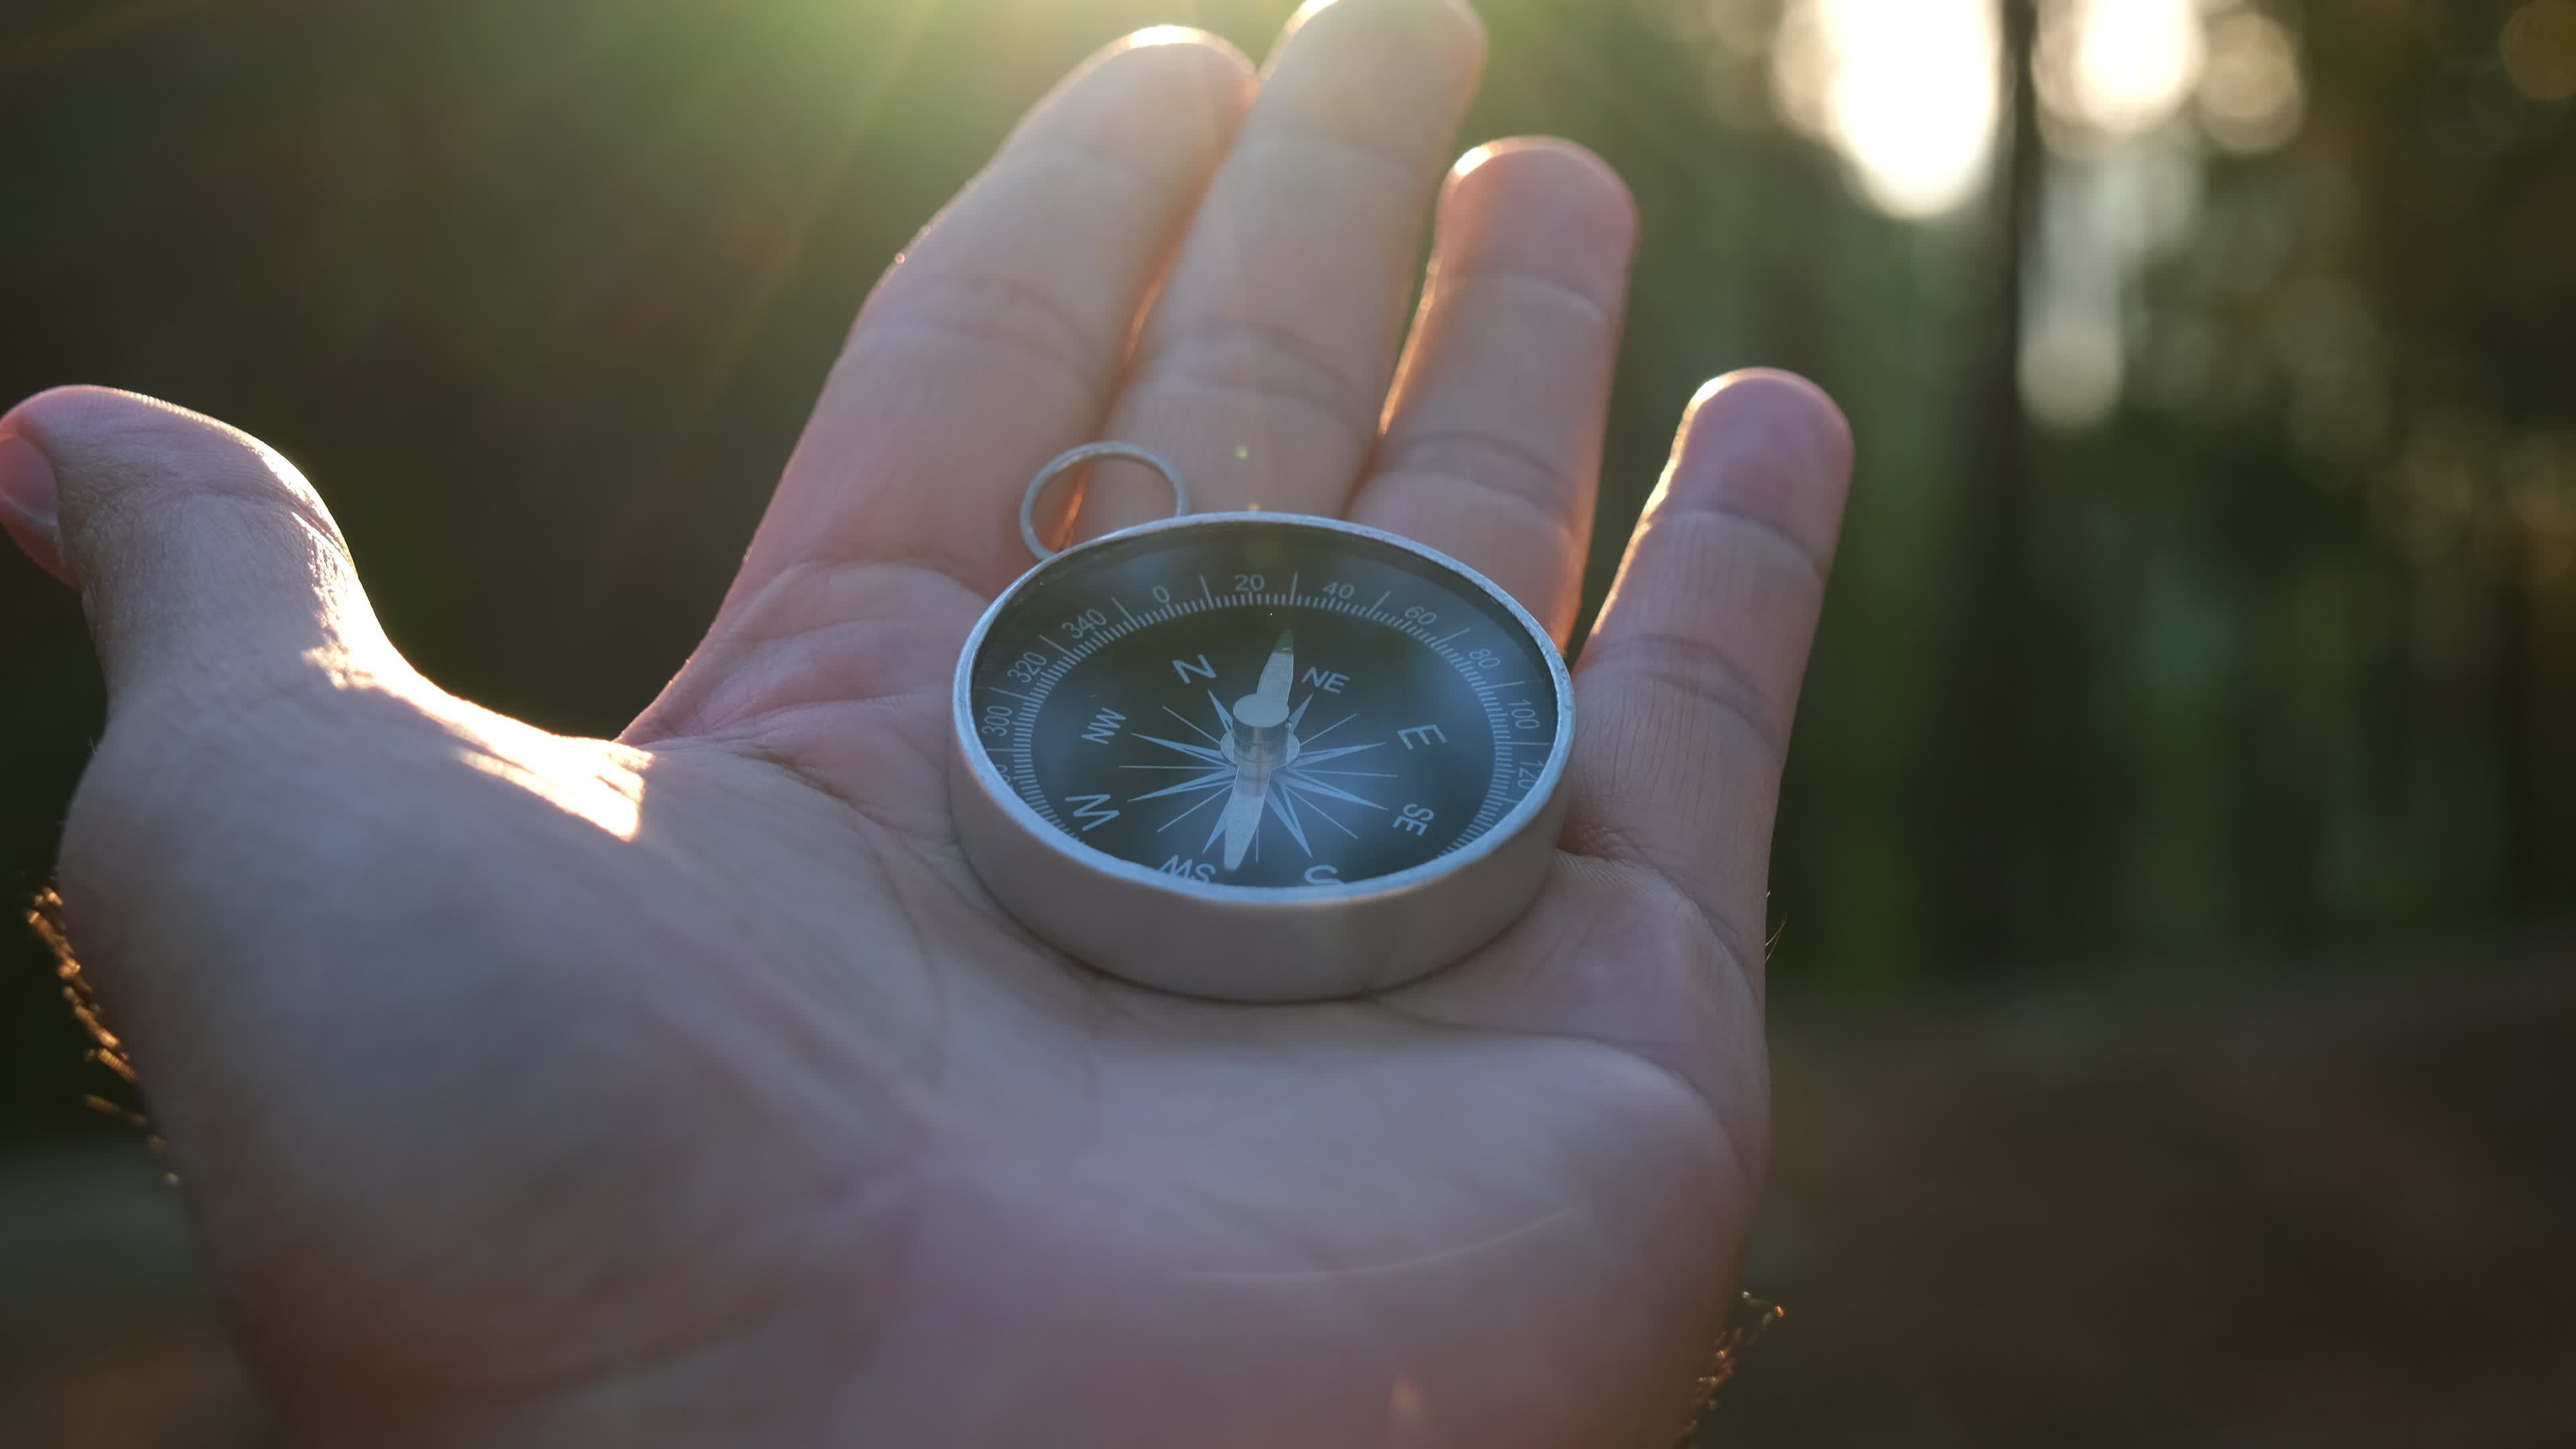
[
  {"xmin": 1104, "ymin": 23, "xmax": 1256, "ymax": 87},
  {"xmin": 6, "ymin": 384, "xmax": 332, "ymax": 531},
  {"xmin": 1450, "ymin": 138, "xmax": 1635, "ymax": 224},
  {"xmin": 1016, "ymin": 26, "xmax": 1256, "ymax": 160},
  {"xmin": 1665, "ymin": 369, "xmax": 1852, "ymax": 572},
  {"xmin": 6, "ymin": 382, "xmax": 129, "ymax": 430},
  {"xmin": 9, "ymin": 383, "xmax": 278, "ymax": 470},
  {"xmin": 2, "ymin": 386, "xmax": 354, "ymax": 653},
  {"xmin": 5, "ymin": 384, "xmax": 155, "ymax": 459},
  {"xmin": 0, "ymin": 431, "xmax": 68, "ymax": 584},
  {"xmin": 1441, "ymin": 139, "xmax": 1638, "ymax": 302},
  {"xmin": 1277, "ymin": 0, "xmax": 1488, "ymax": 83},
  {"xmin": 1678, "ymin": 370, "xmax": 1852, "ymax": 475}
]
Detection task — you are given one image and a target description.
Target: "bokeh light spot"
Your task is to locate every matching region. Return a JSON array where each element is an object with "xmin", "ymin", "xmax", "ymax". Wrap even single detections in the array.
[
  {"xmin": 2502, "ymin": 0, "xmax": 2576, "ymax": 102},
  {"xmin": 2021, "ymin": 301, "xmax": 2125, "ymax": 431},
  {"xmin": 2037, "ymin": 0, "xmax": 2205, "ymax": 142},
  {"xmin": 2198, "ymin": 11, "xmax": 2306, "ymax": 152},
  {"xmin": 1773, "ymin": 0, "xmax": 2002, "ymax": 219}
]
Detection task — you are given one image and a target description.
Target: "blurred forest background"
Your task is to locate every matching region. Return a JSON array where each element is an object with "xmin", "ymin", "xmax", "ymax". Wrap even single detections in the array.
[{"xmin": 2, "ymin": 0, "xmax": 2571, "ymax": 1444}]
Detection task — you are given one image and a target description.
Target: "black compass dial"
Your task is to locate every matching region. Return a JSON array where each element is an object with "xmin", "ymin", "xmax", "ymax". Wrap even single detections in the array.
[{"xmin": 962, "ymin": 517, "xmax": 1566, "ymax": 890}]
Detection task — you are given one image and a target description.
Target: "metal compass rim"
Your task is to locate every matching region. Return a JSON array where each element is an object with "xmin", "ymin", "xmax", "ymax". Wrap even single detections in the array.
[{"xmin": 951, "ymin": 509, "xmax": 1575, "ymax": 911}]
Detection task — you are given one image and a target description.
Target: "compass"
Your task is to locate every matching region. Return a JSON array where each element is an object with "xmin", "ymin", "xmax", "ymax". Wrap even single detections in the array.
[{"xmin": 949, "ymin": 444, "xmax": 1574, "ymax": 1002}]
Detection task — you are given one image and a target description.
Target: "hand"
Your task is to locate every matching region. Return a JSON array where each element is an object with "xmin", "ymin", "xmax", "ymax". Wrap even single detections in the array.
[{"xmin": 0, "ymin": 2, "xmax": 1849, "ymax": 1444}]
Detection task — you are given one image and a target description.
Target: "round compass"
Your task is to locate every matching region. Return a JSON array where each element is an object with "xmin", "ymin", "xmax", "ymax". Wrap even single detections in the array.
[{"xmin": 950, "ymin": 493, "xmax": 1573, "ymax": 1002}]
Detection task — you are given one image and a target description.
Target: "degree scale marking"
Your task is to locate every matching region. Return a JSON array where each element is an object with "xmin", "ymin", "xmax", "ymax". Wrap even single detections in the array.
[{"xmin": 983, "ymin": 596, "xmax": 1527, "ymax": 715}]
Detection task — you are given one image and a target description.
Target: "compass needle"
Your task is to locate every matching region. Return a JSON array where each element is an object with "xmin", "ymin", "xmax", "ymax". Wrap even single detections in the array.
[
  {"xmin": 1242, "ymin": 631, "xmax": 1294, "ymax": 719},
  {"xmin": 955, "ymin": 508, "xmax": 1571, "ymax": 998}
]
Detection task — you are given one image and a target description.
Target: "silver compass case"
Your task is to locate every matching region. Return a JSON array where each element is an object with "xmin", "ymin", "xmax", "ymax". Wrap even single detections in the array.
[{"xmin": 949, "ymin": 512, "xmax": 1575, "ymax": 1002}]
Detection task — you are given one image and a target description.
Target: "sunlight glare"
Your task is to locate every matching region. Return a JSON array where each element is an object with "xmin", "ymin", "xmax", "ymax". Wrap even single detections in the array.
[
  {"xmin": 456, "ymin": 731, "xmax": 649, "ymax": 841},
  {"xmin": 2037, "ymin": 0, "xmax": 2204, "ymax": 141},
  {"xmin": 1118, "ymin": 24, "xmax": 1212, "ymax": 53},
  {"xmin": 1774, "ymin": 0, "xmax": 2002, "ymax": 219}
]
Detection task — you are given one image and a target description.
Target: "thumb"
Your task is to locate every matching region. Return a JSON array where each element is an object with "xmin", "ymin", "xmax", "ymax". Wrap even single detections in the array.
[{"xmin": 0, "ymin": 385, "xmax": 394, "ymax": 699}]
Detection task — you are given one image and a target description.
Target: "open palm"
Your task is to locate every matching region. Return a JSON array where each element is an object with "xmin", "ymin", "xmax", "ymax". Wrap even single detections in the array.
[{"xmin": 1, "ymin": 3, "xmax": 1849, "ymax": 1444}]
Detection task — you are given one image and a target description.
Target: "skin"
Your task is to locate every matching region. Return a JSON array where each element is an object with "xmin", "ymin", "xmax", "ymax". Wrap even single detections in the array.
[{"xmin": 0, "ymin": 2, "xmax": 1851, "ymax": 1445}]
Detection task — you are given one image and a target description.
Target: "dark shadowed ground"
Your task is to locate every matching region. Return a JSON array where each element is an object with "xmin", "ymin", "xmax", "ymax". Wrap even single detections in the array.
[{"xmin": 7, "ymin": 941, "xmax": 2569, "ymax": 1448}]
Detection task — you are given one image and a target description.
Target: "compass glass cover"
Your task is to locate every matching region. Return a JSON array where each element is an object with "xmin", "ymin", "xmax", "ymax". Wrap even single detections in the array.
[{"xmin": 963, "ymin": 518, "xmax": 1564, "ymax": 890}]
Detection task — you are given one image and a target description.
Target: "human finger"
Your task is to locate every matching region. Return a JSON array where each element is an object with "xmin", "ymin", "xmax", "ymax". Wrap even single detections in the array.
[
  {"xmin": 1346, "ymin": 138, "xmax": 1635, "ymax": 640},
  {"xmin": 0, "ymin": 385, "xmax": 398, "ymax": 700},
  {"xmin": 1563, "ymin": 371, "xmax": 1851, "ymax": 960},
  {"xmin": 1065, "ymin": 0, "xmax": 1487, "ymax": 541},
  {"xmin": 722, "ymin": 31, "xmax": 1253, "ymax": 606}
]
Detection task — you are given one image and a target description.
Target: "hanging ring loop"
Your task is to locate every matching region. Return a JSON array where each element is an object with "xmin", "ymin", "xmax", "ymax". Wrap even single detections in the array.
[{"xmin": 1020, "ymin": 442, "xmax": 1192, "ymax": 562}]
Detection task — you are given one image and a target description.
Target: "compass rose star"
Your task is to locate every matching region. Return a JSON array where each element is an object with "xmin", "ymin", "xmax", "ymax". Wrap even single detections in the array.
[{"xmin": 1111, "ymin": 635, "xmax": 1406, "ymax": 869}]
